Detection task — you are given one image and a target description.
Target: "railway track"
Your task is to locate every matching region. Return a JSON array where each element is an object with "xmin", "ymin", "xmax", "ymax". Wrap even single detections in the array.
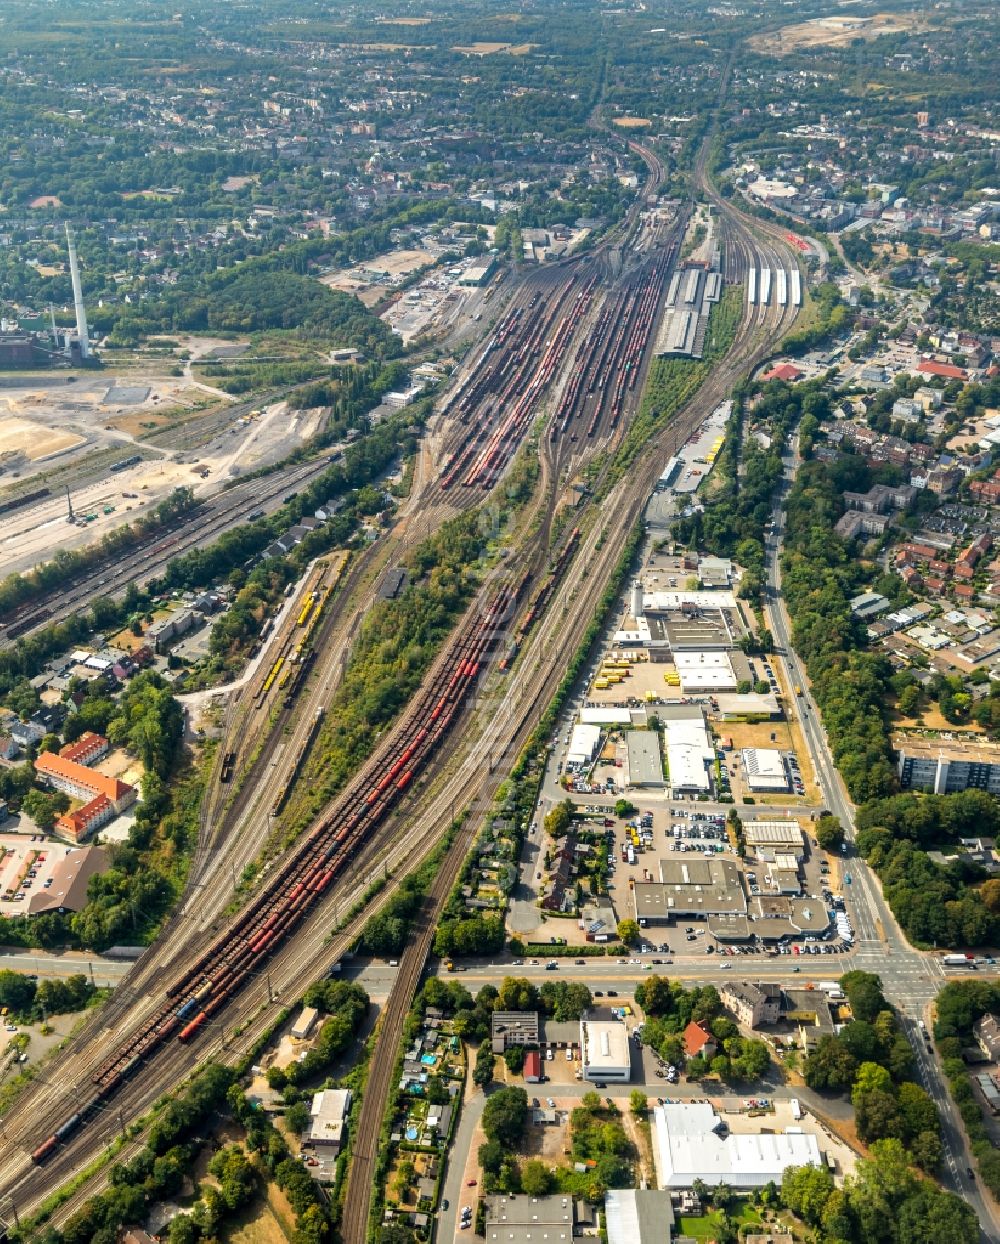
[
  {"xmin": 0, "ymin": 115, "xmax": 802, "ymax": 1237},
  {"xmin": 341, "ymin": 173, "xmax": 802, "ymax": 1244},
  {"xmin": 0, "ymin": 456, "xmax": 332, "ymax": 646}
]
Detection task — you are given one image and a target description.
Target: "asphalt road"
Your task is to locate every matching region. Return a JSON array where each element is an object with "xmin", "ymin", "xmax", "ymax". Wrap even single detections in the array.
[
  {"xmin": 764, "ymin": 440, "xmax": 998, "ymax": 1236},
  {"xmin": 0, "ymin": 951, "xmax": 132, "ymax": 987}
]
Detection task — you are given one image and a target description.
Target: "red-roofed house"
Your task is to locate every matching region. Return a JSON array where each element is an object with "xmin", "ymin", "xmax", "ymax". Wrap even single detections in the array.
[
  {"xmin": 524, "ymin": 1051, "xmax": 542, "ymax": 1083},
  {"xmin": 917, "ymin": 359, "xmax": 968, "ymax": 381},
  {"xmin": 56, "ymin": 796, "xmax": 115, "ymax": 844},
  {"xmin": 59, "ymin": 731, "xmax": 109, "ymax": 767},
  {"xmin": 683, "ymin": 1021, "xmax": 717, "ymax": 1060},
  {"xmin": 762, "ymin": 363, "xmax": 804, "ymax": 383},
  {"xmin": 35, "ymin": 752, "xmax": 137, "ymax": 843}
]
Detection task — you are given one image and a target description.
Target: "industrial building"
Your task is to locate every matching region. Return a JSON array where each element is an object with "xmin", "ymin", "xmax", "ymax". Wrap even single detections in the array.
[
  {"xmin": 654, "ymin": 261, "xmax": 719, "ymax": 359},
  {"xmin": 633, "ymin": 856, "xmax": 747, "ymax": 923},
  {"xmin": 291, "ymin": 1007, "xmax": 319, "ymax": 1040},
  {"xmin": 579, "ymin": 1018, "xmax": 631, "ymax": 1082},
  {"xmin": 567, "ymin": 723, "xmax": 602, "ymax": 768},
  {"xmin": 651, "ymin": 1102, "xmax": 822, "ymax": 1188},
  {"xmin": 662, "ymin": 709, "xmax": 715, "ymax": 795},
  {"xmin": 484, "ymin": 1196, "xmax": 579, "ymax": 1244},
  {"xmin": 741, "ymin": 748, "xmax": 789, "ymax": 793},
  {"xmin": 626, "ymin": 730, "xmax": 665, "ymax": 787},
  {"xmin": 896, "ymin": 738, "xmax": 1000, "ymax": 795},
  {"xmin": 307, "ymin": 1089, "xmax": 352, "ymax": 1152},
  {"xmin": 604, "ymin": 1189, "xmax": 676, "ymax": 1244}
]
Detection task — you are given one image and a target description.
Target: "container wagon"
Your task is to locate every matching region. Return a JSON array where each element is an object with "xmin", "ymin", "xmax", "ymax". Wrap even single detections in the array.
[
  {"xmin": 747, "ymin": 267, "xmax": 757, "ymax": 306},
  {"xmin": 790, "ymin": 268, "xmax": 802, "ymax": 307},
  {"xmin": 759, "ymin": 267, "xmax": 772, "ymax": 306},
  {"xmin": 777, "ymin": 268, "xmax": 788, "ymax": 308}
]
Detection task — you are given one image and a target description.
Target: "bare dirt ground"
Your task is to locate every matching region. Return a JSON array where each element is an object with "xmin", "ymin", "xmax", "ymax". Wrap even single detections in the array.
[
  {"xmin": 451, "ymin": 41, "xmax": 538, "ymax": 55},
  {"xmin": 890, "ymin": 708, "xmax": 986, "ymax": 734},
  {"xmin": 613, "ymin": 117, "xmax": 652, "ymax": 129},
  {"xmin": 750, "ymin": 11, "xmax": 933, "ymax": 54},
  {"xmin": 0, "ymin": 412, "xmax": 84, "ymax": 461}
]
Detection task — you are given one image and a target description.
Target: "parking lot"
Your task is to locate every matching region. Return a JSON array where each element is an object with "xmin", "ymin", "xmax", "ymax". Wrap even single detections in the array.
[{"xmin": 0, "ymin": 834, "xmax": 80, "ymax": 915}]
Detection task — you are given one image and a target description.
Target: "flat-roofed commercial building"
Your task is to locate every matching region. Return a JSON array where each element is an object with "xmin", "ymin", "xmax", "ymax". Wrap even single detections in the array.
[
  {"xmin": 633, "ymin": 857, "xmax": 746, "ymax": 923},
  {"xmin": 896, "ymin": 738, "xmax": 1000, "ymax": 795},
  {"xmin": 579, "ymin": 1018, "xmax": 631, "ymax": 1082},
  {"xmin": 491, "ymin": 1011, "xmax": 540, "ymax": 1053},
  {"xmin": 627, "ymin": 730, "xmax": 665, "ymax": 787},
  {"xmin": 307, "ymin": 1088, "xmax": 352, "ymax": 1152},
  {"xmin": 484, "ymin": 1195, "xmax": 577, "ymax": 1244},
  {"xmin": 741, "ymin": 748, "xmax": 789, "ymax": 792},
  {"xmin": 652, "ymin": 1102, "xmax": 822, "ymax": 1188},
  {"xmin": 663, "ymin": 611, "xmax": 733, "ymax": 650},
  {"xmin": 662, "ymin": 709, "xmax": 714, "ymax": 794},
  {"xmin": 743, "ymin": 821, "xmax": 805, "ymax": 861},
  {"xmin": 567, "ymin": 723, "xmax": 602, "ymax": 768},
  {"xmin": 673, "ymin": 650, "xmax": 737, "ymax": 692}
]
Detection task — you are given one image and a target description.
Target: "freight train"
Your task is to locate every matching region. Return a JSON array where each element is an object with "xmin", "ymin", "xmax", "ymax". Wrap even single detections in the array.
[
  {"xmin": 32, "ymin": 579, "xmax": 525, "ymax": 1164},
  {"xmin": 272, "ymin": 707, "xmax": 325, "ymax": 816},
  {"xmin": 499, "ymin": 529, "xmax": 580, "ymax": 671}
]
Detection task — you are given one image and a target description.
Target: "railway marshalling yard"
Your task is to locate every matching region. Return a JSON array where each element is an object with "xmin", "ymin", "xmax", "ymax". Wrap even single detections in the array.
[{"xmin": 0, "ymin": 143, "xmax": 804, "ymax": 1239}]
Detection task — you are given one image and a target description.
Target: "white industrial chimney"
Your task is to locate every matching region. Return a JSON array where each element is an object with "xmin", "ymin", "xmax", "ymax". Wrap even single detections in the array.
[{"xmin": 65, "ymin": 224, "xmax": 90, "ymax": 359}]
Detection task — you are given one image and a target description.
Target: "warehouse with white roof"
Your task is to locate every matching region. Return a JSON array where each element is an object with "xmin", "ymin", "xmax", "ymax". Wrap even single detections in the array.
[
  {"xmin": 663, "ymin": 710, "xmax": 715, "ymax": 794},
  {"xmin": 673, "ymin": 650, "xmax": 738, "ymax": 692},
  {"xmin": 567, "ymin": 723, "xmax": 602, "ymax": 768},
  {"xmin": 579, "ymin": 1018, "xmax": 631, "ymax": 1082},
  {"xmin": 741, "ymin": 747, "xmax": 789, "ymax": 792},
  {"xmin": 652, "ymin": 1102, "xmax": 822, "ymax": 1188}
]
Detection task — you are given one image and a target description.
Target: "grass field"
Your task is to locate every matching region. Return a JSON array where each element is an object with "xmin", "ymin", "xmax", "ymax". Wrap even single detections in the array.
[{"xmin": 677, "ymin": 1204, "xmax": 763, "ymax": 1240}]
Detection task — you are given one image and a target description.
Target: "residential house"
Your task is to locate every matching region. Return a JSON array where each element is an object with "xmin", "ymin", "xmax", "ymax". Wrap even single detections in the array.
[
  {"xmin": 973, "ymin": 1014, "xmax": 1000, "ymax": 1061},
  {"xmin": 720, "ymin": 981, "xmax": 783, "ymax": 1029},
  {"xmin": 59, "ymin": 731, "xmax": 109, "ymax": 767},
  {"xmin": 682, "ymin": 1021, "xmax": 717, "ymax": 1061}
]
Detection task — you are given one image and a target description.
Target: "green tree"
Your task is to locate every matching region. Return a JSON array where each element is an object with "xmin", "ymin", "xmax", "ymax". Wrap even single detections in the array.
[
  {"xmin": 482, "ymin": 1086, "xmax": 528, "ymax": 1146},
  {"xmin": 781, "ymin": 1163, "xmax": 835, "ymax": 1226},
  {"xmin": 520, "ymin": 1159, "xmax": 553, "ymax": 1196},
  {"xmin": 804, "ymin": 1034, "xmax": 857, "ymax": 1092},
  {"xmin": 286, "ymin": 1101, "xmax": 311, "ymax": 1134},
  {"xmin": 0, "ymin": 970, "xmax": 37, "ymax": 1014},
  {"xmin": 816, "ymin": 815, "xmax": 845, "ymax": 852},
  {"xmin": 629, "ymin": 1089, "xmax": 647, "ymax": 1117},
  {"xmin": 504, "ymin": 1044, "xmax": 526, "ymax": 1074},
  {"xmin": 617, "ymin": 919, "xmax": 640, "ymax": 946},
  {"xmin": 473, "ymin": 1042, "xmax": 495, "ymax": 1090}
]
